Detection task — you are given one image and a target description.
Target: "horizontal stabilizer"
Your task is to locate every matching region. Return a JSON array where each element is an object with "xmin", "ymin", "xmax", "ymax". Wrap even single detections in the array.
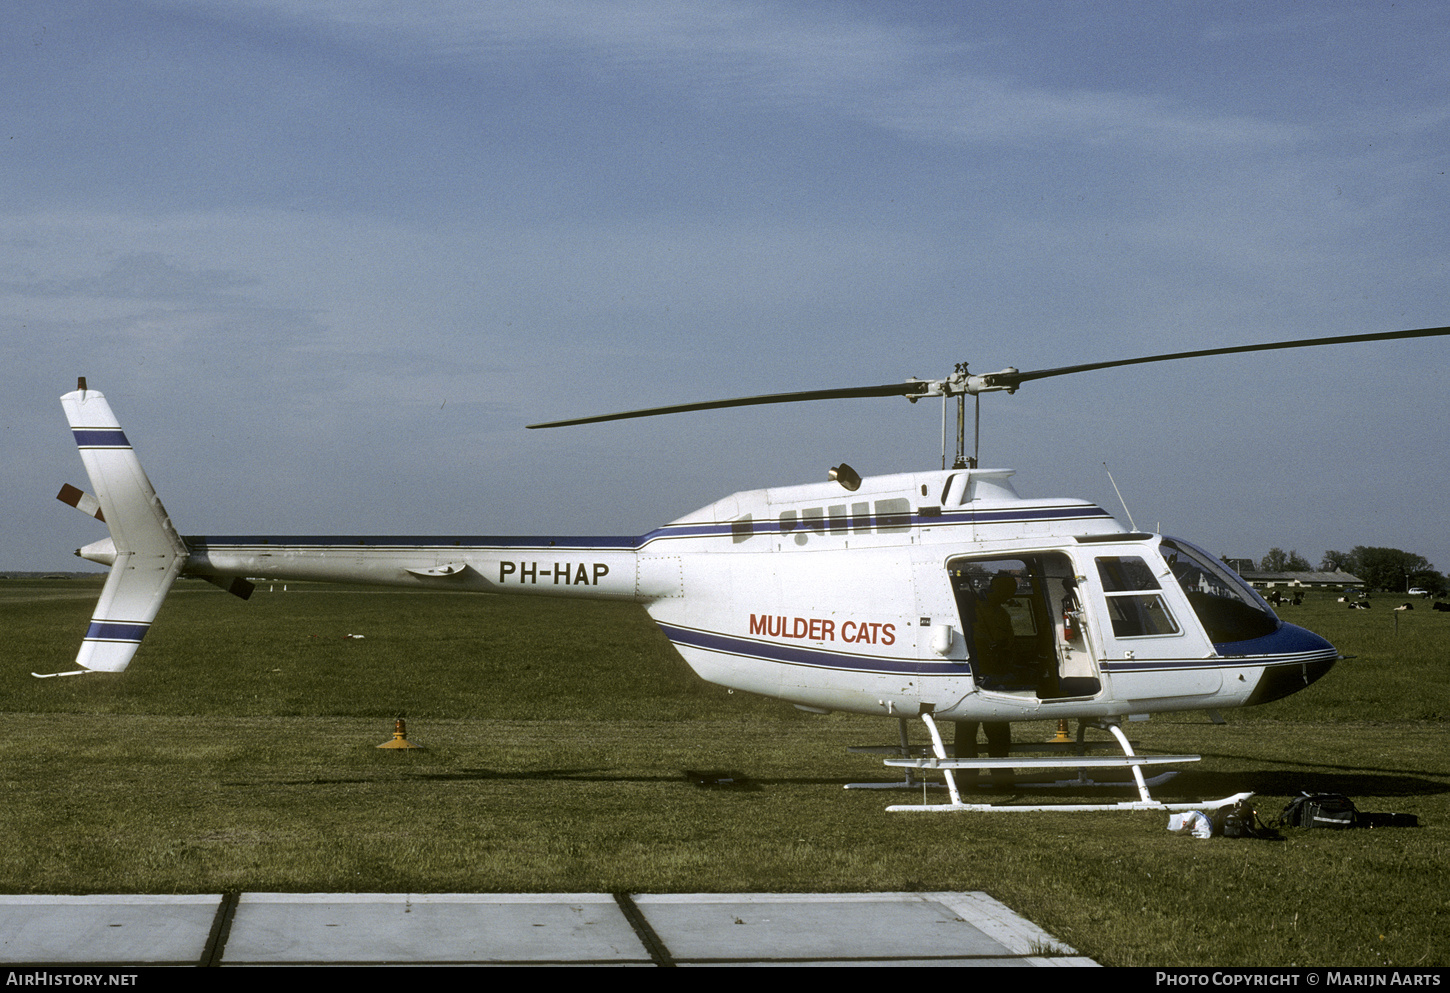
[{"xmin": 74, "ymin": 552, "xmax": 185, "ymax": 671}]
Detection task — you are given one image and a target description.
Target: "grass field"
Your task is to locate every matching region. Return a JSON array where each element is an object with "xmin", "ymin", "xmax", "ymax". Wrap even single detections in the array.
[{"xmin": 1, "ymin": 577, "xmax": 1446, "ymax": 967}]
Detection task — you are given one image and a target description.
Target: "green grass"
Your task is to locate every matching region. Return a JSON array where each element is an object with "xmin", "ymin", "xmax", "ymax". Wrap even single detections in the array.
[{"xmin": 1, "ymin": 578, "xmax": 1446, "ymax": 967}]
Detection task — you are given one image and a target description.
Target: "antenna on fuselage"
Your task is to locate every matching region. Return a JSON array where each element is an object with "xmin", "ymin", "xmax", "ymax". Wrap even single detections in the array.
[{"xmin": 1103, "ymin": 462, "xmax": 1138, "ymax": 532}]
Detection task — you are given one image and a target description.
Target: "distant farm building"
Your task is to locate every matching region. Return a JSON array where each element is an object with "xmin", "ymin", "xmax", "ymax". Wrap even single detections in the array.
[{"xmin": 1238, "ymin": 569, "xmax": 1364, "ymax": 590}]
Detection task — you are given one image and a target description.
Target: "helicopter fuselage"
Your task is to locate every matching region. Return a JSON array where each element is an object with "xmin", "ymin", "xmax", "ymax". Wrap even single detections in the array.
[{"xmin": 144, "ymin": 466, "xmax": 1337, "ymax": 723}]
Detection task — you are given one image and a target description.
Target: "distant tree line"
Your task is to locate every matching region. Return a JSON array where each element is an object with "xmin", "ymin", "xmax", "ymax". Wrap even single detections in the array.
[
  {"xmin": 1255, "ymin": 546, "xmax": 1441, "ymax": 593},
  {"xmin": 1259, "ymin": 548, "xmax": 1313, "ymax": 572}
]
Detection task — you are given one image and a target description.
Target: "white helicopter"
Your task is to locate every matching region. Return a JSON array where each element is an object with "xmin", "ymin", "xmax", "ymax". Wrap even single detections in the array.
[{"xmin": 49, "ymin": 326, "xmax": 1450, "ymax": 813}]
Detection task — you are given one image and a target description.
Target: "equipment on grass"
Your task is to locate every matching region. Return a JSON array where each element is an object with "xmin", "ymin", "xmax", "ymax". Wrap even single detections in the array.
[
  {"xmin": 378, "ymin": 718, "xmax": 424, "ymax": 750},
  {"xmin": 1277, "ymin": 793, "xmax": 1359, "ymax": 829}
]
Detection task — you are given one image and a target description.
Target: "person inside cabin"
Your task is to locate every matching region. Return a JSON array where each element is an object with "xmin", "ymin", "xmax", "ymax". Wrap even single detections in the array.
[
  {"xmin": 956, "ymin": 573, "xmax": 1017, "ymax": 786},
  {"xmin": 976, "ymin": 574, "xmax": 1018, "ymax": 666}
]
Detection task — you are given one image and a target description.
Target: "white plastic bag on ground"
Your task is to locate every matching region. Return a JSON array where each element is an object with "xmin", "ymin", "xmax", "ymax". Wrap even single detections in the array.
[{"xmin": 1167, "ymin": 810, "xmax": 1213, "ymax": 839}]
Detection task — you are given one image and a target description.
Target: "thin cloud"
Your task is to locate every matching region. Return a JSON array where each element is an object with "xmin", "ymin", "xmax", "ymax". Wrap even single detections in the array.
[{"xmin": 193, "ymin": 0, "xmax": 1297, "ymax": 154}]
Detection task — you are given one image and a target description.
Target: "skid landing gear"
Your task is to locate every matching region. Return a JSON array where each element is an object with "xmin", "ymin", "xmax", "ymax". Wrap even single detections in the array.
[{"xmin": 873, "ymin": 714, "xmax": 1248, "ymax": 813}]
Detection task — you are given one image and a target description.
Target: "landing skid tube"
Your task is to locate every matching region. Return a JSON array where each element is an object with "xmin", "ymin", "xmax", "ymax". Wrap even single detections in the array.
[
  {"xmin": 844, "ymin": 718, "xmax": 1178, "ymax": 792},
  {"xmin": 881, "ymin": 714, "xmax": 1246, "ymax": 813}
]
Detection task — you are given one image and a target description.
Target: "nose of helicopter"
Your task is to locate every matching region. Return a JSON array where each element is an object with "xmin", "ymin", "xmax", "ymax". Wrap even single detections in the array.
[{"xmin": 1231, "ymin": 622, "xmax": 1339, "ymax": 706}]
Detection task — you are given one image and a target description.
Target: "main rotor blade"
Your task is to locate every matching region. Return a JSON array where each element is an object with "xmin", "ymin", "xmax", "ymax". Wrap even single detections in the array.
[
  {"xmin": 528, "ymin": 324, "xmax": 1450, "ymax": 428},
  {"xmin": 527, "ymin": 381, "xmax": 929, "ymax": 429},
  {"xmin": 983, "ymin": 325, "xmax": 1450, "ymax": 391}
]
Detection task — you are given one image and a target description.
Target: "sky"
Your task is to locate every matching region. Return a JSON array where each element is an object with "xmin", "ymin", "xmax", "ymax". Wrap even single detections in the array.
[{"xmin": 4, "ymin": 0, "xmax": 1448, "ymax": 576}]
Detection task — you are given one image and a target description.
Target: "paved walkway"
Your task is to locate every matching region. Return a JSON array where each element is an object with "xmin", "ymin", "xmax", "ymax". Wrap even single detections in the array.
[{"xmin": 0, "ymin": 892, "xmax": 1096, "ymax": 966}]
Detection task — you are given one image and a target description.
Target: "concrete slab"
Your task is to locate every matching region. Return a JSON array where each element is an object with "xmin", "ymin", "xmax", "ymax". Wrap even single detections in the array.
[
  {"xmin": 223, "ymin": 893, "xmax": 648, "ymax": 965},
  {"xmin": 631, "ymin": 892, "xmax": 1096, "ymax": 967},
  {"xmin": 0, "ymin": 892, "xmax": 1096, "ymax": 966},
  {"xmin": 0, "ymin": 895, "xmax": 221, "ymax": 966}
]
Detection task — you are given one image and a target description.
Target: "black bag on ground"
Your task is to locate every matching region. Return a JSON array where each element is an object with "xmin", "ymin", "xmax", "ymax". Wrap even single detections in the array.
[
  {"xmin": 1277, "ymin": 793, "xmax": 1358, "ymax": 829},
  {"xmin": 1356, "ymin": 811, "xmax": 1419, "ymax": 828}
]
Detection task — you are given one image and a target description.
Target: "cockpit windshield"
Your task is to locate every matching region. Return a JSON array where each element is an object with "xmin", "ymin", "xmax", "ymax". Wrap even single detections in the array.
[{"xmin": 1160, "ymin": 537, "xmax": 1281, "ymax": 645}]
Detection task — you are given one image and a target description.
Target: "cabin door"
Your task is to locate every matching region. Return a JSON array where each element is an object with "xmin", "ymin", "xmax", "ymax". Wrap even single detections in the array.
[{"xmin": 946, "ymin": 551, "xmax": 1102, "ymax": 699}]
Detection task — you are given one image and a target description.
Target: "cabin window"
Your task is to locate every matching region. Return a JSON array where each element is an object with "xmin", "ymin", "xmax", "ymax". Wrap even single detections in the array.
[
  {"xmin": 874, "ymin": 497, "xmax": 911, "ymax": 533},
  {"xmin": 1095, "ymin": 555, "xmax": 1180, "ymax": 638},
  {"xmin": 775, "ymin": 499, "xmax": 909, "ymax": 544}
]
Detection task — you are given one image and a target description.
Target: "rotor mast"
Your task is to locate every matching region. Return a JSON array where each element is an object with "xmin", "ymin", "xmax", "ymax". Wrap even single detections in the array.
[{"xmin": 919, "ymin": 362, "xmax": 1019, "ymax": 470}]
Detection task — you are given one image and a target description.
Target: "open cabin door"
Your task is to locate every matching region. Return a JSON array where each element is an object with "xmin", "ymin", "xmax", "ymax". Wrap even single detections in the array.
[{"xmin": 946, "ymin": 551, "xmax": 1102, "ymax": 700}]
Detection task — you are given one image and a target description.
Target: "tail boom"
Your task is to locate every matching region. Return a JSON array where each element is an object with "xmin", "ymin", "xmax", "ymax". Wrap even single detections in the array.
[
  {"xmin": 181, "ymin": 536, "xmax": 645, "ymax": 600},
  {"xmin": 57, "ymin": 381, "xmax": 666, "ymax": 674}
]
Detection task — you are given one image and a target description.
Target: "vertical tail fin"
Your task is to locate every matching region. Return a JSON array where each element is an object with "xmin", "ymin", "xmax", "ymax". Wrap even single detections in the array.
[{"xmin": 57, "ymin": 380, "xmax": 187, "ymax": 673}]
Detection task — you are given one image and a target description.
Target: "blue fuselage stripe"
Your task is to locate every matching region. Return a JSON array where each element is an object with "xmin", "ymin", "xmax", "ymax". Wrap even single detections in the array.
[
  {"xmin": 186, "ymin": 534, "xmax": 642, "ymax": 550},
  {"xmin": 661, "ymin": 625, "xmax": 1334, "ymax": 679},
  {"xmin": 657, "ymin": 622, "xmax": 918, "ymax": 674},
  {"xmin": 184, "ymin": 504, "xmax": 1116, "ymax": 554},
  {"xmin": 1100, "ymin": 653, "xmax": 1337, "ymax": 674},
  {"xmin": 654, "ymin": 505, "xmax": 1113, "ymax": 544}
]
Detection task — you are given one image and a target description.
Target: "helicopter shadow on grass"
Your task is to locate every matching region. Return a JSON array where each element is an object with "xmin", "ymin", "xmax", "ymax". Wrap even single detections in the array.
[
  {"xmin": 226, "ymin": 766, "xmax": 1446, "ymax": 811},
  {"xmin": 1171, "ymin": 762, "xmax": 1450, "ymax": 801},
  {"xmin": 406, "ymin": 767, "xmax": 1116, "ymax": 793},
  {"xmin": 409, "ymin": 767, "xmax": 772, "ymax": 791},
  {"xmin": 233, "ymin": 769, "xmax": 701, "ymax": 788},
  {"xmin": 225, "ymin": 767, "xmax": 920, "ymax": 792},
  {"xmin": 411, "ymin": 767, "xmax": 997, "ymax": 791}
]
